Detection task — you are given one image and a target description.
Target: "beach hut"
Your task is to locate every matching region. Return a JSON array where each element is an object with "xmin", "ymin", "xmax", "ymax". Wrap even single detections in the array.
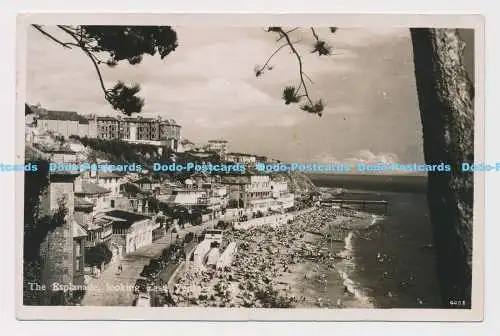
[
  {"xmin": 205, "ymin": 248, "xmax": 220, "ymax": 268},
  {"xmin": 193, "ymin": 240, "xmax": 212, "ymax": 266},
  {"xmin": 216, "ymin": 242, "xmax": 238, "ymax": 271}
]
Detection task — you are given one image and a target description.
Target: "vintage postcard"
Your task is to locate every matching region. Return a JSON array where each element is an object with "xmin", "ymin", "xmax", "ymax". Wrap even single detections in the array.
[{"xmin": 15, "ymin": 13, "xmax": 484, "ymax": 321}]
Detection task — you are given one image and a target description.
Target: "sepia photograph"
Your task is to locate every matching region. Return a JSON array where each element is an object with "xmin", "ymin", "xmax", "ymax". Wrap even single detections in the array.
[{"xmin": 16, "ymin": 13, "xmax": 484, "ymax": 321}]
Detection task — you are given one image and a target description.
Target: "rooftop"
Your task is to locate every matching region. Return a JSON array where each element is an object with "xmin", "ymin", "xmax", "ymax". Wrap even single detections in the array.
[
  {"xmin": 220, "ymin": 175, "xmax": 251, "ymax": 184},
  {"xmin": 44, "ymin": 149, "xmax": 77, "ymax": 154},
  {"xmin": 37, "ymin": 110, "xmax": 89, "ymax": 123},
  {"xmin": 97, "ymin": 172, "xmax": 123, "ymax": 179},
  {"xmin": 106, "ymin": 210, "xmax": 151, "ymax": 230},
  {"xmin": 227, "ymin": 152, "xmax": 257, "ymax": 157},
  {"xmin": 76, "ymin": 182, "xmax": 111, "ymax": 195},
  {"xmin": 72, "ymin": 222, "xmax": 88, "ymax": 238},
  {"xmin": 74, "ymin": 197, "xmax": 95, "ymax": 208}
]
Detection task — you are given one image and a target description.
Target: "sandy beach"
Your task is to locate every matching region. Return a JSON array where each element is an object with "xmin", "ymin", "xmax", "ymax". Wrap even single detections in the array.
[{"xmin": 170, "ymin": 206, "xmax": 380, "ymax": 308}]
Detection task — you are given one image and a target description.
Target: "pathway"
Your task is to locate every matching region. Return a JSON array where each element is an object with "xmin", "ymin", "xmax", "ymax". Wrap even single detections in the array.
[{"xmin": 81, "ymin": 220, "xmax": 217, "ymax": 306}]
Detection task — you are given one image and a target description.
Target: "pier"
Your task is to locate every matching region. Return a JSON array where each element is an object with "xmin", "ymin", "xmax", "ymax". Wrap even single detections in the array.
[{"xmin": 320, "ymin": 199, "xmax": 389, "ymax": 213}]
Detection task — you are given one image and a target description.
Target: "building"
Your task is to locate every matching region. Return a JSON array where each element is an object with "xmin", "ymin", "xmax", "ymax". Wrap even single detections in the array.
[
  {"xmin": 41, "ymin": 148, "xmax": 78, "ymax": 164},
  {"xmin": 246, "ymin": 175, "xmax": 273, "ymax": 213},
  {"xmin": 133, "ymin": 176, "xmax": 161, "ymax": 193},
  {"xmin": 220, "ymin": 172, "xmax": 276, "ymax": 214},
  {"xmin": 108, "ymin": 210, "xmax": 156, "ymax": 254},
  {"xmin": 206, "ymin": 139, "xmax": 228, "ymax": 156},
  {"xmin": 168, "ymin": 187, "xmax": 206, "ymax": 206},
  {"xmin": 86, "ymin": 171, "xmax": 124, "ymax": 197},
  {"xmin": 37, "ymin": 171, "xmax": 87, "ymax": 299},
  {"xmin": 35, "ymin": 109, "xmax": 97, "ymax": 139},
  {"xmin": 220, "ymin": 175, "xmax": 251, "ymax": 209},
  {"xmin": 67, "ymin": 140, "xmax": 85, "ymax": 153},
  {"xmin": 32, "ymin": 107, "xmax": 182, "ymax": 150},
  {"xmin": 95, "ymin": 115, "xmax": 182, "ymax": 151},
  {"xmin": 270, "ymin": 180, "xmax": 295, "ymax": 210},
  {"xmin": 95, "ymin": 116, "xmax": 120, "ymax": 140},
  {"xmin": 225, "ymin": 152, "xmax": 257, "ymax": 165},
  {"xmin": 74, "ymin": 178, "xmax": 112, "ymax": 211},
  {"xmin": 178, "ymin": 139, "xmax": 196, "ymax": 153},
  {"xmin": 74, "ymin": 197, "xmax": 114, "ymax": 249}
]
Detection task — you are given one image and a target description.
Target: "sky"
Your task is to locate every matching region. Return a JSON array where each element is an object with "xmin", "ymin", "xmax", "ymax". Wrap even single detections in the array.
[{"xmin": 26, "ymin": 26, "xmax": 427, "ymax": 165}]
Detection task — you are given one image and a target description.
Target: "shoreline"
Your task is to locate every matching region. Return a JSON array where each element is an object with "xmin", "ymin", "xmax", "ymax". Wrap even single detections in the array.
[{"xmin": 170, "ymin": 206, "xmax": 379, "ymax": 308}]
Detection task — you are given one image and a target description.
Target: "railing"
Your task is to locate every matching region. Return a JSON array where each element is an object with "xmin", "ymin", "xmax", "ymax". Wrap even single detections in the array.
[
  {"xmin": 84, "ymin": 235, "xmax": 112, "ymax": 248},
  {"xmin": 320, "ymin": 199, "xmax": 389, "ymax": 213}
]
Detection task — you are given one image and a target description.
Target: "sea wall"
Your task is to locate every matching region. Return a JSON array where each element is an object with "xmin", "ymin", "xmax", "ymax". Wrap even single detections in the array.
[{"xmin": 233, "ymin": 213, "xmax": 295, "ymax": 231}]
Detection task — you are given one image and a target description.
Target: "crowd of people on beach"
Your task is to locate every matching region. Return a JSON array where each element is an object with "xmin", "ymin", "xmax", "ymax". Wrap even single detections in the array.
[{"xmin": 168, "ymin": 206, "xmax": 365, "ymax": 308}]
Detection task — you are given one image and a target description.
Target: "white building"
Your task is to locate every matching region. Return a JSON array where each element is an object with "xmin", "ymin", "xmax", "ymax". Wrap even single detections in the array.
[
  {"xmin": 88, "ymin": 171, "xmax": 124, "ymax": 197},
  {"xmin": 74, "ymin": 177, "xmax": 112, "ymax": 212},
  {"xmin": 246, "ymin": 175, "xmax": 273, "ymax": 212},
  {"xmin": 225, "ymin": 153, "xmax": 257, "ymax": 165},
  {"xmin": 206, "ymin": 139, "xmax": 228, "ymax": 156},
  {"xmin": 270, "ymin": 180, "xmax": 295, "ymax": 211},
  {"xmin": 177, "ymin": 139, "xmax": 196, "ymax": 153},
  {"xmin": 108, "ymin": 210, "xmax": 155, "ymax": 254}
]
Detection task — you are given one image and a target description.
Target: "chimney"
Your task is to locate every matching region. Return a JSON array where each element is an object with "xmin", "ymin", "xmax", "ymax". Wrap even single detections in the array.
[{"xmin": 74, "ymin": 175, "xmax": 83, "ymax": 193}]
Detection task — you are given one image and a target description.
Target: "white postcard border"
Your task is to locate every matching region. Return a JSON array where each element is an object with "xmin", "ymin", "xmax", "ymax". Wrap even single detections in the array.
[{"xmin": 15, "ymin": 12, "xmax": 485, "ymax": 321}]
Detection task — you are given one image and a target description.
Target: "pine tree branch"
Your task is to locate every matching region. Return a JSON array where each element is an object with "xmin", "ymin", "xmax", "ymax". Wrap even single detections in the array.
[
  {"xmin": 276, "ymin": 27, "xmax": 299, "ymax": 41},
  {"xmin": 255, "ymin": 40, "xmax": 301, "ymax": 76},
  {"xmin": 276, "ymin": 27, "xmax": 314, "ymax": 106},
  {"xmin": 311, "ymin": 27, "xmax": 319, "ymax": 41},
  {"xmin": 31, "ymin": 25, "xmax": 77, "ymax": 49},
  {"xmin": 55, "ymin": 25, "xmax": 111, "ymax": 99}
]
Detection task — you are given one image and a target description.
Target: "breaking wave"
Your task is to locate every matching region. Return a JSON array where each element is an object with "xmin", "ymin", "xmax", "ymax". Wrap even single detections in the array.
[{"xmin": 337, "ymin": 231, "xmax": 376, "ymax": 308}]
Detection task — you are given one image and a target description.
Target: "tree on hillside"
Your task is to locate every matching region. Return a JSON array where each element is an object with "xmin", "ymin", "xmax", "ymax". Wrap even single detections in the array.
[{"xmin": 33, "ymin": 25, "xmax": 475, "ymax": 308}]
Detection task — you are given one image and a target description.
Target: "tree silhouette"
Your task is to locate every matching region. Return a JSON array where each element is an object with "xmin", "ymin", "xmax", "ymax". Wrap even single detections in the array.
[
  {"xmin": 32, "ymin": 25, "xmax": 178, "ymax": 115},
  {"xmin": 255, "ymin": 27, "xmax": 337, "ymax": 116}
]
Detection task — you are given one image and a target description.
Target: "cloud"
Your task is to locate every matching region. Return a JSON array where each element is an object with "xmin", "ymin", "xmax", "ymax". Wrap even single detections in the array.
[
  {"xmin": 345, "ymin": 149, "xmax": 400, "ymax": 165},
  {"xmin": 323, "ymin": 27, "xmax": 410, "ymax": 48},
  {"xmin": 308, "ymin": 152, "xmax": 341, "ymax": 164},
  {"xmin": 308, "ymin": 149, "xmax": 399, "ymax": 166},
  {"xmin": 138, "ymin": 77, "xmax": 308, "ymax": 129}
]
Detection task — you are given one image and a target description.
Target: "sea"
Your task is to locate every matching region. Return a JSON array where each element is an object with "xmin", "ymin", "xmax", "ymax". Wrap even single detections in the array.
[{"xmin": 308, "ymin": 173, "xmax": 443, "ymax": 309}]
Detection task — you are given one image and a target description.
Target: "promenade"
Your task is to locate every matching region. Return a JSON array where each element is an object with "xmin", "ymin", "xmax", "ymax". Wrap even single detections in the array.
[{"xmin": 81, "ymin": 220, "xmax": 217, "ymax": 306}]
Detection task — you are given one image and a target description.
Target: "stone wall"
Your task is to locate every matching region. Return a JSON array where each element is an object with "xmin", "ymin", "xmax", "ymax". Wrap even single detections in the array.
[{"xmin": 39, "ymin": 215, "xmax": 74, "ymax": 298}]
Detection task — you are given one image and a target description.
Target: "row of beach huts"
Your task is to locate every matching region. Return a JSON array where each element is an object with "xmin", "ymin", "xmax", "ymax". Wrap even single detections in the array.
[{"xmin": 191, "ymin": 230, "xmax": 238, "ymax": 271}]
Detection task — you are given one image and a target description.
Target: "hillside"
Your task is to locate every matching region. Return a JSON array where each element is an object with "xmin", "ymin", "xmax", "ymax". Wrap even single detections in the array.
[
  {"xmin": 72, "ymin": 137, "xmax": 317, "ymax": 194},
  {"xmin": 282, "ymin": 171, "xmax": 318, "ymax": 195}
]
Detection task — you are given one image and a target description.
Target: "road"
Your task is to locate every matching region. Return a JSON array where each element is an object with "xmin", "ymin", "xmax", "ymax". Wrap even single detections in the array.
[{"xmin": 81, "ymin": 220, "xmax": 217, "ymax": 306}]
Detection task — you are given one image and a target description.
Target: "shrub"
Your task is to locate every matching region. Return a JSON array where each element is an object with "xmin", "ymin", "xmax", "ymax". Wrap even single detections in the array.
[
  {"xmin": 85, "ymin": 243, "xmax": 113, "ymax": 267},
  {"xmin": 184, "ymin": 232, "xmax": 194, "ymax": 243}
]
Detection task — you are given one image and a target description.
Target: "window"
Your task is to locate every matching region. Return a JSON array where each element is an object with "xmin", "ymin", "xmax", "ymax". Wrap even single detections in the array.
[
  {"xmin": 111, "ymin": 200, "xmax": 115, "ymax": 208},
  {"xmin": 75, "ymin": 241, "xmax": 82, "ymax": 257},
  {"xmin": 75, "ymin": 258, "xmax": 80, "ymax": 272}
]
